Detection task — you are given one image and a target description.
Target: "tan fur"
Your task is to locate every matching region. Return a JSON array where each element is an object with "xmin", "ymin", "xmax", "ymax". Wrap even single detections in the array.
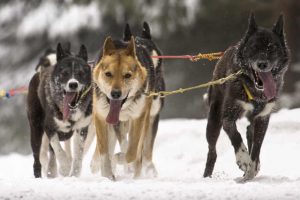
[{"xmin": 92, "ymin": 37, "xmax": 157, "ymax": 179}]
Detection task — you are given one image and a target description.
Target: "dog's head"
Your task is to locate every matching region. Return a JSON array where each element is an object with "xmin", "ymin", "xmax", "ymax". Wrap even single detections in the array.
[
  {"xmin": 124, "ymin": 22, "xmax": 162, "ymax": 69},
  {"xmin": 236, "ymin": 13, "xmax": 289, "ymax": 101},
  {"xmin": 52, "ymin": 43, "xmax": 91, "ymax": 120},
  {"xmin": 94, "ymin": 36, "xmax": 147, "ymax": 124}
]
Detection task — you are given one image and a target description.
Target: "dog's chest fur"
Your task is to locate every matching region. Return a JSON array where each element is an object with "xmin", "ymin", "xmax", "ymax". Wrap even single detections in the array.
[
  {"xmin": 237, "ymin": 100, "xmax": 275, "ymax": 118},
  {"xmin": 54, "ymin": 110, "xmax": 91, "ymax": 134},
  {"xmin": 95, "ymin": 92, "xmax": 146, "ymax": 121}
]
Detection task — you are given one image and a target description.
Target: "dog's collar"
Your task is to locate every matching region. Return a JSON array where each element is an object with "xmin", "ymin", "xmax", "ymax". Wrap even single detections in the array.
[{"xmin": 242, "ymin": 83, "xmax": 254, "ymax": 101}]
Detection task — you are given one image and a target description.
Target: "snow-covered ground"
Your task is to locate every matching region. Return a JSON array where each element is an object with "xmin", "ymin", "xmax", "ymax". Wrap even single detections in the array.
[{"xmin": 0, "ymin": 109, "xmax": 300, "ymax": 200}]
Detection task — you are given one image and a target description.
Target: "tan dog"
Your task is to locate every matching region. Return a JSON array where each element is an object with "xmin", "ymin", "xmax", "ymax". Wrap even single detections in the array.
[{"xmin": 91, "ymin": 31, "xmax": 165, "ymax": 180}]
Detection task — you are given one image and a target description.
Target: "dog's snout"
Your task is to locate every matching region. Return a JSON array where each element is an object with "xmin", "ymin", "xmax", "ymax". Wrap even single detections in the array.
[
  {"xmin": 69, "ymin": 82, "xmax": 78, "ymax": 90},
  {"xmin": 257, "ymin": 62, "xmax": 268, "ymax": 70},
  {"xmin": 111, "ymin": 89, "xmax": 122, "ymax": 99}
]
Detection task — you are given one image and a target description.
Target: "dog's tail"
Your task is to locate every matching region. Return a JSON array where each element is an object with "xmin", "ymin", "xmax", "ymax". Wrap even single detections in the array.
[
  {"xmin": 203, "ymin": 86, "xmax": 212, "ymax": 106},
  {"xmin": 203, "ymin": 92, "xmax": 209, "ymax": 105}
]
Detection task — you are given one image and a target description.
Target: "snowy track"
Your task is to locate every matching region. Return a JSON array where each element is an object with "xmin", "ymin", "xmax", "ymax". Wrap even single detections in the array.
[{"xmin": 0, "ymin": 109, "xmax": 300, "ymax": 200}]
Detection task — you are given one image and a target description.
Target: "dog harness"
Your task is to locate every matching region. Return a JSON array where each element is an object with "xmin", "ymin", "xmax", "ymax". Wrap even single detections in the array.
[{"xmin": 242, "ymin": 83, "xmax": 254, "ymax": 101}]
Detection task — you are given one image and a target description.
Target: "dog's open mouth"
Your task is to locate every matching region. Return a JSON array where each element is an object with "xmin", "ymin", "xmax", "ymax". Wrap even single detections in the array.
[
  {"xmin": 105, "ymin": 96, "xmax": 128, "ymax": 125},
  {"xmin": 251, "ymin": 68, "xmax": 277, "ymax": 101},
  {"xmin": 62, "ymin": 90, "xmax": 81, "ymax": 121},
  {"xmin": 251, "ymin": 69, "xmax": 264, "ymax": 90}
]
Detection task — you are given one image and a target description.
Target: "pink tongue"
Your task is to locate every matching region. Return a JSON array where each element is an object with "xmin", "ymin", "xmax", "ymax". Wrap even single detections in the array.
[
  {"xmin": 63, "ymin": 92, "xmax": 77, "ymax": 121},
  {"xmin": 258, "ymin": 72, "xmax": 277, "ymax": 101},
  {"xmin": 106, "ymin": 100, "xmax": 122, "ymax": 125}
]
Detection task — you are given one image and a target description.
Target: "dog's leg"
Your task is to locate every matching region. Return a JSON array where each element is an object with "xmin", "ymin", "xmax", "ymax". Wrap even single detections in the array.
[
  {"xmin": 47, "ymin": 144, "xmax": 58, "ymax": 178},
  {"xmin": 125, "ymin": 111, "xmax": 148, "ymax": 178},
  {"xmin": 70, "ymin": 127, "xmax": 88, "ymax": 177},
  {"xmin": 133, "ymin": 99, "xmax": 152, "ymax": 178},
  {"xmin": 113, "ymin": 122, "xmax": 130, "ymax": 173},
  {"xmin": 90, "ymin": 144, "xmax": 101, "ymax": 174},
  {"xmin": 49, "ymin": 134, "xmax": 71, "ymax": 176},
  {"xmin": 126, "ymin": 119, "xmax": 142, "ymax": 164},
  {"xmin": 142, "ymin": 114, "xmax": 159, "ymax": 177},
  {"xmin": 93, "ymin": 115, "xmax": 115, "ymax": 180},
  {"xmin": 40, "ymin": 133, "xmax": 49, "ymax": 177},
  {"xmin": 84, "ymin": 123, "xmax": 95, "ymax": 155},
  {"xmin": 28, "ymin": 107, "xmax": 44, "ymax": 178},
  {"xmin": 64, "ymin": 138, "xmax": 72, "ymax": 162},
  {"xmin": 243, "ymin": 115, "xmax": 270, "ymax": 180},
  {"xmin": 246, "ymin": 120, "xmax": 254, "ymax": 153},
  {"xmin": 203, "ymin": 99, "xmax": 223, "ymax": 177},
  {"xmin": 222, "ymin": 105, "xmax": 251, "ymax": 174},
  {"xmin": 29, "ymin": 121, "xmax": 43, "ymax": 178},
  {"xmin": 107, "ymin": 125, "xmax": 117, "ymax": 174}
]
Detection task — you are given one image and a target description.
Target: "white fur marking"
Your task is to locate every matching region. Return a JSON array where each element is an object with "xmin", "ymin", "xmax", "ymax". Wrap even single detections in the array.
[
  {"xmin": 50, "ymin": 135, "xmax": 71, "ymax": 176},
  {"xmin": 150, "ymin": 97, "xmax": 161, "ymax": 116},
  {"xmin": 237, "ymin": 100, "xmax": 254, "ymax": 116},
  {"xmin": 151, "ymin": 50, "xmax": 159, "ymax": 69},
  {"xmin": 66, "ymin": 78, "xmax": 83, "ymax": 92},
  {"xmin": 257, "ymin": 102, "xmax": 275, "ymax": 117},
  {"xmin": 235, "ymin": 143, "xmax": 251, "ymax": 172},
  {"xmin": 100, "ymin": 154, "xmax": 114, "ymax": 179},
  {"xmin": 40, "ymin": 133, "xmax": 49, "ymax": 176},
  {"xmin": 243, "ymin": 160, "xmax": 259, "ymax": 180},
  {"xmin": 70, "ymin": 131, "xmax": 85, "ymax": 177},
  {"xmin": 47, "ymin": 54, "xmax": 57, "ymax": 66},
  {"xmin": 54, "ymin": 117, "xmax": 71, "ymax": 133}
]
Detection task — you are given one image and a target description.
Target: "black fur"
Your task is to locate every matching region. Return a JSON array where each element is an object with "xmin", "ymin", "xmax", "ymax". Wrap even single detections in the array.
[
  {"xmin": 27, "ymin": 44, "xmax": 92, "ymax": 178},
  {"xmin": 123, "ymin": 23, "xmax": 132, "ymax": 42},
  {"xmin": 203, "ymin": 13, "xmax": 289, "ymax": 180}
]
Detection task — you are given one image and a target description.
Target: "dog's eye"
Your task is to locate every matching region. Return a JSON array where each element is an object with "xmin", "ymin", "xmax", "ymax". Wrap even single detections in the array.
[
  {"xmin": 61, "ymin": 71, "xmax": 69, "ymax": 77},
  {"xmin": 78, "ymin": 70, "xmax": 85, "ymax": 76},
  {"xmin": 124, "ymin": 73, "xmax": 132, "ymax": 79},
  {"xmin": 105, "ymin": 72, "xmax": 113, "ymax": 77}
]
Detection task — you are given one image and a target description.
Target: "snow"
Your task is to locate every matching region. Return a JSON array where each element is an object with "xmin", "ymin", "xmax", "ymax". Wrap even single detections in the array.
[{"xmin": 0, "ymin": 109, "xmax": 300, "ymax": 200}]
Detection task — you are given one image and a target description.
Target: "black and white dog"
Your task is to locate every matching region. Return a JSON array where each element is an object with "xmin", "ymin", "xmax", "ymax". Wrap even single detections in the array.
[
  {"xmin": 203, "ymin": 13, "xmax": 289, "ymax": 181},
  {"xmin": 27, "ymin": 43, "xmax": 93, "ymax": 178}
]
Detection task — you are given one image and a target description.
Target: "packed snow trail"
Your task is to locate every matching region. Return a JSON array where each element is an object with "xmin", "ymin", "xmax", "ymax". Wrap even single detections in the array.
[{"xmin": 0, "ymin": 109, "xmax": 300, "ymax": 200}]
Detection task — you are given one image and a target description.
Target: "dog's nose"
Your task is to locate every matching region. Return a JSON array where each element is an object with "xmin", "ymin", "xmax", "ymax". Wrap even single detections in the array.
[
  {"xmin": 111, "ymin": 90, "xmax": 122, "ymax": 99},
  {"xmin": 69, "ymin": 82, "xmax": 78, "ymax": 90},
  {"xmin": 257, "ymin": 62, "xmax": 268, "ymax": 70}
]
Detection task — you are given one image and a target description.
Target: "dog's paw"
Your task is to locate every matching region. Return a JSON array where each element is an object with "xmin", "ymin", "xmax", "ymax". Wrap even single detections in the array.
[
  {"xmin": 144, "ymin": 162, "xmax": 158, "ymax": 178},
  {"xmin": 101, "ymin": 171, "xmax": 116, "ymax": 181},
  {"xmin": 69, "ymin": 162, "xmax": 82, "ymax": 177},
  {"xmin": 47, "ymin": 157, "xmax": 58, "ymax": 178},
  {"xmin": 243, "ymin": 160, "xmax": 260, "ymax": 181},
  {"xmin": 58, "ymin": 155, "xmax": 71, "ymax": 176},
  {"xmin": 235, "ymin": 143, "xmax": 251, "ymax": 172}
]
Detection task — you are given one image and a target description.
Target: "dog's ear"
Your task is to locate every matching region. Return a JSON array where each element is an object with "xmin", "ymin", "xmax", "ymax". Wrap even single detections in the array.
[
  {"xmin": 141, "ymin": 22, "xmax": 151, "ymax": 39},
  {"xmin": 236, "ymin": 12, "xmax": 258, "ymax": 66},
  {"xmin": 245, "ymin": 12, "xmax": 257, "ymax": 37},
  {"xmin": 77, "ymin": 44, "xmax": 88, "ymax": 62},
  {"xmin": 56, "ymin": 43, "xmax": 67, "ymax": 61},
  {"xmin": 123, "ymin": 23, "xmax": 132, "ymax": 42},
  {"xmin": 103, "ymin": 36, "xmax": 115, "ymax": 56},
  {"xmin": 126, "ymin": 36, "xmax": 136, "ymax": 57},
  {"xmin": 273, "ymin": 15, "xmax": 285, "ymax": 43},
  {"xmin": 62, "ymin": 42, "xmax": 71, "ymax": 55}
]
